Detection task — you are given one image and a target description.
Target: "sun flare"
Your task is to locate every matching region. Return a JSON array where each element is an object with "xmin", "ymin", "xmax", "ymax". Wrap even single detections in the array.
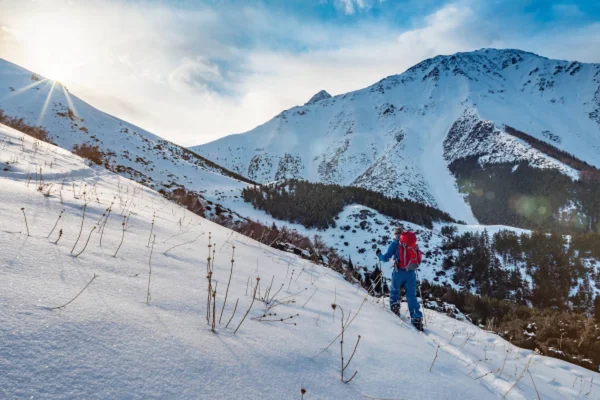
[{"xmin": 44, "ymin": 64, "xmax": 69, "ymax": 83}]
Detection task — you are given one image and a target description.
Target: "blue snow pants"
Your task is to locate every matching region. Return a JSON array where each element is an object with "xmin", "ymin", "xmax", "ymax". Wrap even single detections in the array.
[{"xmin": 390, "ymin": 269, "xmax": 422, "ymax": 322}]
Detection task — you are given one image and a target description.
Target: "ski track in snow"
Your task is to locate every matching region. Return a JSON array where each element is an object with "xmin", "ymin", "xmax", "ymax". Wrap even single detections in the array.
[{"xmin": 2, "ymin": 124, "xmax": 599, "ymax": 399}]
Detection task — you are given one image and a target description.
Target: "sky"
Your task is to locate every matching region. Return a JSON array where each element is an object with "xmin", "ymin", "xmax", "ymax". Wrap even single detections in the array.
[{"xmin": 1, "ymin": 0, "xmax": 600, "ymax": 146}]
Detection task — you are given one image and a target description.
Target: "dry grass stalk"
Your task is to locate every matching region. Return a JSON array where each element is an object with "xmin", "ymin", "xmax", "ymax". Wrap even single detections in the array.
[
  {"xmin": 147, "ymin": 234, "xmax": 156, "ymax": 305},
  {"xmin": 502, "ymin": 352, "xmax": 535, "ymax": 400},
  {"xmin": 74, "ymin": 226, "xmax": 96, "ymax": 257},
  {"xmin": 302, "ymin": 289, "xmax": 318, "ymax": 308},
  {"xmin": 164, "ymin": 233, "xmax": 204, "ymax": 255},
  {"xmin": 219, "ymin": 246, "xmax": 235, "ymax": 324},
  {"xmin": 46, "ymin": 209, "xmax": 65, "ymax": 238},
  {"xmin": 70, "ymin": 201, "xmax": 87, "ymax": 254},
  {"xmin": 225, "ymin": 298, "xmax": 239, "ymax": 329},
  {"xmin": 333, "ymin": 304, "xmax": 361, "ymax": 384},
  {"xmin": 527, "ymin": 370, "xmax": 541, "ymax": 400},
  {"xmin": 234, "ymin": 277, "xmax": 259, "ymax": 334},
  {"xmin": 211, "ymin": 283, "xmax": 218, "ymax": 332},
  {"xmin": 20, "ymin": 207, "xmax": 30, "ymax": 236},
  {"xmin": 53, "ymin": 228, "xmax": 63, "ymax": 244},
  {"xmin": 113, "ymin": 215, "xmax": 128, "ymax": 257},
  {"xmin": 147, "ymin": 212, "xmax": 155, "ymax": 247},
  {"xmin": 430, "ymin": 342, "xmax": 441, "ymax": 372},
  {"xmin": 49, "ymin": 274, "xmax": 98, "ymax": 310},
  {"xmin": 313, "ymin": 296, "xmax": 367, "ymax": 359}
]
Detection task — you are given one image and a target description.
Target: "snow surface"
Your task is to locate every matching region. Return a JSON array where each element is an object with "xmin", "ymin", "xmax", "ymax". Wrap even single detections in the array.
[
  {"xmin": 191, "ymin": 49, "xmax": 600, "ymax": 222},
  {"xmin": 3, "ymin": 124, "xmax": 600, "ymax": 399}
]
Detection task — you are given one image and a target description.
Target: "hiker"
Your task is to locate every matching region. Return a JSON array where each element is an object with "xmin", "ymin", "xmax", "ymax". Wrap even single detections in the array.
[{"xmin": 376, "ymin": 228, "xmax": 424, "ymax": 330}]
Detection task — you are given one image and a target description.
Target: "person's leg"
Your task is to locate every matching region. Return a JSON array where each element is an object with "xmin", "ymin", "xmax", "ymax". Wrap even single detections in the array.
[
  {"xmin": 389, "ymin": 269, "xmax": 401, "ymax": 314},
  {"xmin": 404, "ymin": 270, "xmax": 423, "ymax": 321}
]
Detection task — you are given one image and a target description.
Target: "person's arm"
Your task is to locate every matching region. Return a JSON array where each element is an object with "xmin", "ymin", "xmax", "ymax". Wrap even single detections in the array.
[{"xmin": 378, "ymin": 241, "xmax": 397, "ymax": 262}]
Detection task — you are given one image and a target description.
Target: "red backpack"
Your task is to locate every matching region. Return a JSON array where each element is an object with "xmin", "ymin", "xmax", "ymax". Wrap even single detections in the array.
[{"xmin": 396, "ymin": 231, "xmax": 423, "ymax": 269}]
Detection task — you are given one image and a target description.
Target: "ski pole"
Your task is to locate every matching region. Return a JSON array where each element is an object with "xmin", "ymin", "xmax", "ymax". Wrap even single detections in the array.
[{"xmin": 416, "ymin": 268, "xmax": 427, "ymax": 327}]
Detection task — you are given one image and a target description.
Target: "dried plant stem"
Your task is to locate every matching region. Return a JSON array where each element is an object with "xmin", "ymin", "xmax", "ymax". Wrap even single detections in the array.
[
  {"xmin": 499, "ymin": 346, "xmax": 510, "ymax": 376},
  {"xmin": 264, "ymin": 274, "xmax": 275, "ymax": 301},
  {"xmin": 225, "ymin": 298, "xmax": 239, "ymax": 328},
  {"xmin": 113, "ymin": 216, "xmax": 127, "ymax": 257},
  {"xmin": 302, "ymin": 289, "xmax": 318, "ymax": 308},
  {"xmin": 206, "ymin": 234, "xmax": 213, "ymax": 323},
  {"xmin": 335, "ymin": 305, "xmax": 361, "ymax": 384},
  {"xmin": 49, "ymin": 274, "xmax": 98, "ymax": 310},
  {"xmin": 211, "ymin": 283, "xmax": 217, "ymax": 332},
  {"xmin": 71, "ymin": 203, "xmax": 87, "ymax": 254},
  {"xmin": 47, "ymin": 209, "xmax": 64, "ymax": 238},
  {"xmin": 20, "ymin": 207, "xmax": 30, "ymax": 236},
  {"xmin": 74, "ymin": 226, "xmax": 96, "ymax": 257},
  {"xmin": 99, "ymin": 208, "xmax": 112, "ymax": 247},
  {"xmin": 164, "ymin": 233, "xmax": 204, "ymax": 255},
  {"xmin": 266, "ymin": 284, "xmax": 284, "ymax": 304},
  {"xmin": 429, "ymin": 343, "xmax": 441, "ymax": 372},
  {"xmin": 147, "ymin": 213, "xmax": 155, "ymax": 247},
  {"xmin": 502, "ymin": 355, "xmax": 534, "ymax": 400},
  {"xmin": 528, "ymin": 371, "xmax": 541, "ymax": 400},
  {"xmin": 234, "ymin": 279, "xmax": 259, "ymax": 334},
  {"xmin": 313, "ymin": 297, "xmax": 367, "ymax": 359},
  {"xmin": 146, "ymin": 234, "xmax": 155, "ymax": 305},
  {"xmin": 206, "ymin": 271, "xmax": 213, "ymax": 323},
  {"xmin": 343, "ymin": 335, "xmax": 361, "ymax": 383},
  {"xmin": 53, "ymin": 229, "xmax": 63, "ymax": 244},
  {"xmin": 219, "ymin": 246, "xmax": 235, "ymax": 324}
]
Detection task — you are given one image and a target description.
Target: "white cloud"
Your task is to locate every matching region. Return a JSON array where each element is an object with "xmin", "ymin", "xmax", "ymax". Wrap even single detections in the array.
[
  {"xmin": 334, "ymin": 0, "xmax": 382, "ymax": 15},
  {"xmin": 0, "ymin": 0, "xmax": 599, "ymax": 147},
  {"xmin": 168, "ymin": 57, "xmax": 221, "ymax": 93}
]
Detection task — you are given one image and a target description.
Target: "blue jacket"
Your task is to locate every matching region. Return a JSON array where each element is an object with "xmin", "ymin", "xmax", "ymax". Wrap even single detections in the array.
[{"xmin": 378, "ymin": 239, "xmax": 400, "ymax": 263}]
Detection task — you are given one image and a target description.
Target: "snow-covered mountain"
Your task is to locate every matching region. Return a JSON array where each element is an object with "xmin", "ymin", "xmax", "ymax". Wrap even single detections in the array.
[
  {"xmin": 2, "ymin": 52, "xmax": 598, "ymax": 293},
  {"xmin": 191, "ymin": 49, "xmax": 600, "ymax": 223},
  {"xmin": 0, "ymin": 58, "xmax": 251, "ymax": 209},
  {"xmin": 2, "ymin": 123, "xmax": 599, "ymax": 399}
]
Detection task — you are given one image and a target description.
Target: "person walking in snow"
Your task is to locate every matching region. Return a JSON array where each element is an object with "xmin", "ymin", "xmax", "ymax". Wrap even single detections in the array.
[{"xmin": 376, "ymin": 228, "xmax": 424, "ymax": 330}]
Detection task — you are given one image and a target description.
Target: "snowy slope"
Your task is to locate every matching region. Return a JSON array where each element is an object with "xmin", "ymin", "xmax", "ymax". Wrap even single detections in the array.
[
  {"xmin": 0, "ymin": 58, "xmax": 251, "ymax": 203},
  {"xmin": 192, "ymin": 49, "xmax": 600, "ymax": 223},
  {"xmin": 3, "ymin": 123, "xmax": 600, "ymax": 400}
]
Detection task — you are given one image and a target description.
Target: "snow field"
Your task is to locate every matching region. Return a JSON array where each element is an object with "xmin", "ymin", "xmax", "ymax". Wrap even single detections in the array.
[{"xmin": 1, "ymin": 124, "xmax": 599, "ymax": 399}]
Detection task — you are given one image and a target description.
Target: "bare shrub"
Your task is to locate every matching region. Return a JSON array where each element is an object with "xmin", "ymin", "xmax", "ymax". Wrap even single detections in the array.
[
  {"xmin": 72, "ymin": 143, "xmax": 105, "ymax": 165},
  {"xmin": 0, "ymin": 109, "xmax": 52, "ymax": 143}
]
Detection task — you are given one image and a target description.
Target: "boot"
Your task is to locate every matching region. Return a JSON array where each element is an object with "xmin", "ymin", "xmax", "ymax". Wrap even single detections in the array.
[
  {"xmin": 391, "ymin": 303, "xmax": 400, "ymax": 316},
  {"xmin": 412, "ymin": 318, "xmax": 423, "ymax": 331}
]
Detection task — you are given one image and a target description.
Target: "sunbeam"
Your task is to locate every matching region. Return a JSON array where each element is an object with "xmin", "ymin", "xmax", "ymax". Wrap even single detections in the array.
[
  {"xmin": 37, "ymin": 80, "xmax": 57, "ymax": 127},
  {"xmin": 61, "ymin": 84, "xmax": 79, "ymax": 118},
  {"xmin": 0, "ymin": 78, "xmax": 49, "ymax": 102}
]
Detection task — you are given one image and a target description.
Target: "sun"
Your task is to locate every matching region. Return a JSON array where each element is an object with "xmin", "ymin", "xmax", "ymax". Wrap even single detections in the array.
[{"xmin": 44, "ymin": 64, "xmax": 70, "ymax": 83}]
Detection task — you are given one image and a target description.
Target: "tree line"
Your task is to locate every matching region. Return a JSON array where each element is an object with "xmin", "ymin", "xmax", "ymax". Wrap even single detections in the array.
[
  {"xmin": 241, "ymin": 179, "xmax": 456, "ymax": 230},
  {"xmin": 450, "ymin": 156, "xmax": 600, "ymax": 233}
]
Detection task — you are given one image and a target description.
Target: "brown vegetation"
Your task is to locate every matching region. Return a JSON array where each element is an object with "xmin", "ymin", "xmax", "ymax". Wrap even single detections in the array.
[
  {"xmin": 72, "ymin": 143, "xmax": 105, "ymax": 165},
  {"xmin": 0, "ymin": 109, "xmax": 52, "ymax": 143}
]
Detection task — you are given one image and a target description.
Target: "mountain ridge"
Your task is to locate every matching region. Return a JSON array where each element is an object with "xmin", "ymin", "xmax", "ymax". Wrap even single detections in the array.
[{"xmin": 190, "ymin": 48, "xmax": 600, "ymax": 225}]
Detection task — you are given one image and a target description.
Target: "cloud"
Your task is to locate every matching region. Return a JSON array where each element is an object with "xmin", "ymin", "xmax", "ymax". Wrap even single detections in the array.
[
  {"xmin": 168, "ymin": 56, "xmax": 222, "ymax": 93},
  {"xmin": 334, "ymin": 0, "xmax": 379, "ymax": 14},
  {"xmin": 1, "ymin": 0, "xmax": 599, "ymax": 147}
]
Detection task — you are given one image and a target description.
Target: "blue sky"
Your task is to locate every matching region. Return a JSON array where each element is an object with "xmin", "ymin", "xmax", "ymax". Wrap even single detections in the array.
[{"xmin": 1, "ymin": 0, "xmax": 599, "ymax": 145}]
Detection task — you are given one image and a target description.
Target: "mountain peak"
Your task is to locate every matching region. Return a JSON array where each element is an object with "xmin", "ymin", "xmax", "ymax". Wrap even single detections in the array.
[{"xmin": 305, "ymin": 90, "xmax": 332, "ymax": 105}]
